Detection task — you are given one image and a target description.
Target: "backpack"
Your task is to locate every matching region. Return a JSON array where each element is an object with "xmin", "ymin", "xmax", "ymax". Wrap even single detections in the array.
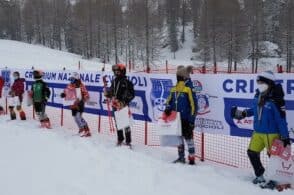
[
  {"xmin": 270, "ymin": 83, "xmax": 286, "ymax": 118},
  {"xmin": 125, "ymin": 79, "xmax": 135, "ymax": 104}
]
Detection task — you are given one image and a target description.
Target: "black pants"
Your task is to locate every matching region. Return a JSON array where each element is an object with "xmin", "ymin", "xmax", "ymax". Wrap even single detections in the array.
[
  {"xmin": 181, "ymin": 120, "xmax": 193, "ymax": 140},
  {"xmin": 34, "ymin": 102, "xmax": 48, "ymax": 121},
  {"xmin": 117, "ymin": 126, "xmax": 131, "ymax": 144}
]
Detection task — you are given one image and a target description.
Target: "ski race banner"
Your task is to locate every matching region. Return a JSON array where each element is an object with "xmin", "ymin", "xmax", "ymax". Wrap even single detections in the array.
[{"xmin": 1, "ymin": 68, "xmax": 294, "ymax": 139}]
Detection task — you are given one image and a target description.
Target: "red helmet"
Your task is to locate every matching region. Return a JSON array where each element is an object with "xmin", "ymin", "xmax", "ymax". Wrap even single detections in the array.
[
  {"xmin": 33, "ymin": 70, "xmax": 44, "ymax": 80},
  {"xmin": 112, "ymin": 64, "xmax": 126, "ymax": 76}
]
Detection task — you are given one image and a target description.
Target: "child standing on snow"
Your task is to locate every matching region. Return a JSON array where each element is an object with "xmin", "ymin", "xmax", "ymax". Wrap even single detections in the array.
[
  {"xmin": 164, "ymin": 67, "xmax": 196, "ymax": 165},
  {"xmin": 8, "ymin": 71, "xmax": 26, "ymax": 120},
  {"xmin": 231, "ymin": 71, "xmax": 290, "ymax": 188},
  {"xmin": 60, "ymin": 72, "xmax": 91, "ymax": 137},
  {"xmin": 30, "ymin": 70, "xmax": 51, "ymax": 128}
]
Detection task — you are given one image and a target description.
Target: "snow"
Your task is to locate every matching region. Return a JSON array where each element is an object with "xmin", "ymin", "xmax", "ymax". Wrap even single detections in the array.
[
  {"xmin": 0, "ymin": 116, "xmax": 292, "ymax": 195},
  {"xmin": 0, "ymin": 39, "xmax": 110, "ymax": 72},
  {"xmin": 0, "ymin": 39, "xmax": 293, "ymax": 194}
]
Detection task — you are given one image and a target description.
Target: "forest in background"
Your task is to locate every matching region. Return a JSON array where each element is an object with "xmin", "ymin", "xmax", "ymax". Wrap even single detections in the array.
[{"xmin": 0, "ymin": 0, "xmax": 293, "ymax": 72}]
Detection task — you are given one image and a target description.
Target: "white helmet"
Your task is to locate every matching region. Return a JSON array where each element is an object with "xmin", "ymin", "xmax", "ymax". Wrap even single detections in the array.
[
  {"xmin": 257, "ymin": 71, "xmax": 275, "ymax": 85},
  {"xmin": 71, "ymin": 72, "xmax": 80, "ymax": 80}
]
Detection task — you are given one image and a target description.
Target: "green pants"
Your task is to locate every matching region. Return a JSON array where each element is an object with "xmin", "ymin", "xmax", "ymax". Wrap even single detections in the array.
[{"xmin": 248, "ymin": 132, "xmax": 279, "ymax": 152}]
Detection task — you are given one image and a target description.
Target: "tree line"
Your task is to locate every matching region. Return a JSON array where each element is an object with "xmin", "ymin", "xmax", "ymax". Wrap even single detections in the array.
[{"xmin": 0, "ymin": 0, "xmax": 293, "ymax": 72}]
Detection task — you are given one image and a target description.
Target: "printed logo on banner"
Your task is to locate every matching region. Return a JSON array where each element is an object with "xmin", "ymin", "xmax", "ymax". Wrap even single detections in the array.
[
  {"xmin": 1, "ymin": 69, "xmax": 11, "ymax": 97},
  {"xmin": 192, "ymin": 80, "xmax": 203, "ymax": 93},
  {"xmin": 150, "ymin": 78, "xmax": 173, "ymax": 121},
  {"xmin": 192, "ymin": 80, "xmax": 217, "ymax": 115}
]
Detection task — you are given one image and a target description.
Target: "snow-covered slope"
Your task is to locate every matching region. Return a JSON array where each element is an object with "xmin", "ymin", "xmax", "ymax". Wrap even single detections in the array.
[
  {"xmin": 0, "ymin": 39, "xmax": 108, "ymax": 71},
  {"xmin": 0, "ymin": 116, "xmax": 291, "ymax": 195}
]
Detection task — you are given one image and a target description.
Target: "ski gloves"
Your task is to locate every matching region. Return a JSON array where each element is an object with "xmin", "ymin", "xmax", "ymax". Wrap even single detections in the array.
[
  {"xmin": 231, "ymin": 106, "xmax": 247, "ymax": 120},
  {"xmin": 281, "ymin": 138, "xmax": 291, "ymax": 147},
  {"xmin": 164, "ymin": 108, "xmax": 172, "ymax": 116},
  {"xmin": 60, "ymin": 92, "xmax": 66, "ymax": 98}
]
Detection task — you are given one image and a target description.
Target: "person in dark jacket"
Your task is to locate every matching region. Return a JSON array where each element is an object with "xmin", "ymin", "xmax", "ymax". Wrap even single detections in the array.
[
  {"xmin": 104, "ymin": 64, "xmax": 135, "ymax": 146},
  {"xmin": 8, "ymin": 71, "xmax": 26, "ymax": 120},
  {"xmin": 60, "ymin": 72, "xmax": 91, "ymax": 137},
  {"xmin": 30, "ymin": 70, "xmax": 51, "ymax": 128},
  {"xmin": 231, "ymin": 71, "xmax": 290, "ymax": 187},
  {"xmin": 164, "ymin": 67, "xmax": 196, "ymax": 165}
]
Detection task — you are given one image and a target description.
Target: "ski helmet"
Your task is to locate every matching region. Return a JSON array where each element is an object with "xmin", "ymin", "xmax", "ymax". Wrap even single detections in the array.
[
  {"xmin": 69, "ymin": 72, "xmax": 80, "ymax": 84},
  {"xmin": 33, "ymin": 70, "xmax": 43, "ymax": 80},
  {"xmin": 257, "ymin": 71, "xmax": 275, "ymax": 86},
  {"xmin": 112, "ymin": 64, "xmax": 126, "ymax": 76}
]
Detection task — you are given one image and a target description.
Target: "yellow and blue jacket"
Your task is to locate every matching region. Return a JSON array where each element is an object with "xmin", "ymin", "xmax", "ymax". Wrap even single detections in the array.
[{"xmin": 166, "ymin": 81, "xmax": 196, "ymax": 123}]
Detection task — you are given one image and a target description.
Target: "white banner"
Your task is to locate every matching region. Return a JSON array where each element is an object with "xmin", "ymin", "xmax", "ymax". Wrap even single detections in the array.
[{"xmin": 1, "ymin": 68, "xmax": 293, "ymax": 138}]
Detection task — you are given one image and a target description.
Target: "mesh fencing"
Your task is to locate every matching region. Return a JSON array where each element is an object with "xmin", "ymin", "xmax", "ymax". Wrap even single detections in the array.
[{"xmin": 0, "ymin": 93, "xmax": 271, "ymax": 169}]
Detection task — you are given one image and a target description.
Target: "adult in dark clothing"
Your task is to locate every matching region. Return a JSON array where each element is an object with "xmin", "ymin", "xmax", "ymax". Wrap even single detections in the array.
[{"xmin": 104, "ymin": 64, "xmax": 135, "ymax": 146}]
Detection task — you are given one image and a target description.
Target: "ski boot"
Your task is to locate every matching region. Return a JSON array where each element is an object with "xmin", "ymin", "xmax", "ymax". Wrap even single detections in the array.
[
  {"xmin": 80, "ymin": 126, "xmax": 91, "ymax": 137},
  {"xmin": 41, "ymin": 118, "xmax": 51, "ymax": 129},
  {"xmin": 188, "ymin": 155, "xmax": 195, "ymax": 165},
  {"xmin": 173, "ymin": 157, "xmax": 185, "ymax": 164},
  {"xmin": 9, "ymin": 107, "xmax": 16, "ymax": 120},
  {"xmin": 260, "ymin": 180, "xmax": 276, "ymax": 190},
  {"xmin": 19, "ymin": 111, "xmax": 26, "ymax": 120},
  {"xmin": 252, "ymin": 175, "xmax": 266, "ymax": 184},
  {"xmin": 0, "ymin": 106, "xmax": 4, "ymax": 115}
]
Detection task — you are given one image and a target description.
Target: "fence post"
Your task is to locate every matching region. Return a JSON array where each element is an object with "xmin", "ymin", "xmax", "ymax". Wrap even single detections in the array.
[
  {"xmin": 144, "ymin": 121, "xmax": 148, "ymax": 145},
  {"xmin": 33, "ymin": 104, "xmax": 35, "ymax": 119},
  {"xmin": 213, "ymin": 63, "xmax": 217, "ymax": 74},
  {"xmin": 166, "ymin": 60, "xmax": 168, "ymax": 74},
  {"xmin": 98, "ymin": 114, "xmax": 101, "ymax": 133},
  {"xmin": 5, "ymin": 97, "xmax": 7, "ymax": 114},
  {"xmin": 60, "ymin": 105, "xmax": 64, "ymax": 126},
  {"xmin": 201, "ymin": 65, "xmax": 206, "ymax": 74},
  {"xmin": 200, "ymin": 132, "xmax": 205, "ymax": 161},
  {"xmin": 129, "ymin": 59, "xmax": 131, "ymax": 73}
]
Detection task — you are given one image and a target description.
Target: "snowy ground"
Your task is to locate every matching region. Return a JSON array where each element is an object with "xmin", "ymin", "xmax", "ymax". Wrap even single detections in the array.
[
  {"xmin": 0, "ymin": 39, "xmax": 108, "ymax": 72},
  {"xmin": 0, "ymin": 116, "xmax": 292, "ymax": 195}
]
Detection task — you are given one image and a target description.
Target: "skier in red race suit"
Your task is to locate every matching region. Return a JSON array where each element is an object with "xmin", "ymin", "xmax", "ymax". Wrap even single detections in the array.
[
  {"xmin": 8, "ymin": 71, "xmax": 26, "ymax": 120},
  {"xmin": 60, "ymin": 72, "xmax": 91, "ymax": 137}
]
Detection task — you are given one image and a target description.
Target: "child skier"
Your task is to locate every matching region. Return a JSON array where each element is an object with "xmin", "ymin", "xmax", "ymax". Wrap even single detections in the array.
[
  {"xmin": 8, "ymin": 71, "xmax": 26, "ymax": 120},
  {"xmin": 60, "ymin": 72, "xmax": 91, "ymax": 137},
  {"xmin": 104, "ymin": 64, "xmax": 135, "ymax": 146},
  {"xmin": 30, "ymin": 70, "xmax": 51, "ymax": 128},
  {"xmin": 231, "ymin": 71, "xmax": 290, "ymax": 189},
  {"xmin": 164, "ymin": 67, "xmax": 196, "ymax": 165}
]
